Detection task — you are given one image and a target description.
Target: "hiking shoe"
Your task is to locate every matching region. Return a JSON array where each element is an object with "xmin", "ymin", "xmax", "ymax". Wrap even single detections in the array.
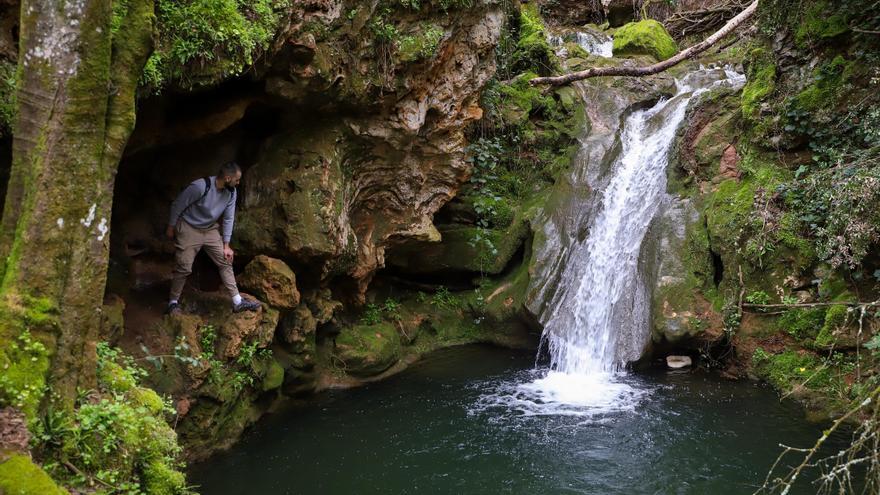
[
  {"xmin": 233, "ymin": 298, "xmax": 261, "ymax": 313},
  {"xmin": 165, "ymin": 301, "xmax": 181, "ymax": 315}
]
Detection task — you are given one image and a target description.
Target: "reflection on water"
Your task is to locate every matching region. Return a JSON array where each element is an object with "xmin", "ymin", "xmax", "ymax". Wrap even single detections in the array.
[{"xmin": 189, "ymin": 345, "xmax": 849, "ymax": 495}]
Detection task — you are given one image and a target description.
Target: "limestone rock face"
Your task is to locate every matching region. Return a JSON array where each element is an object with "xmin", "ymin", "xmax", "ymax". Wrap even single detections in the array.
[
  {"xmin": 238, "ymin": 255, "xmax": 300, "ymax": 310},
  {"xmin": 235, "ymin": 1, "xmax": 504, "ymax": 297},
  {"xmin": 643, "ymin": 196, "xmax": 721, "ymax": 346},
  {"xmin": 216, "ymin": 305, "xmax": 280, "ymax": 360}
]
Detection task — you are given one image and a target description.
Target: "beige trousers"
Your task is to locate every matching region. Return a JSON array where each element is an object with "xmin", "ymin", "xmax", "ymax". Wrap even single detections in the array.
[{"xmin": 169, "ymin": 220, "xmax": 238, "ymax": 301}]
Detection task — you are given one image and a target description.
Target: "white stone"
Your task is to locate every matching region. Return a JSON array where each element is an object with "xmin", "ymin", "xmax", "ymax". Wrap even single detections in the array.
[{"xmin": 666, "ymin": 355, "xmax": 692, "ymax": 369}]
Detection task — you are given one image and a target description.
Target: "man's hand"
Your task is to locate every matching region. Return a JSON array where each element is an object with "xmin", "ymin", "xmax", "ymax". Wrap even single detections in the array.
[
  {"xmin": 223, "ymin": 244, "xmax": 234, "ymax": 262},
  {"xmin": 166, "ymin": 225, "xmax": 175, "ymax": 240}
]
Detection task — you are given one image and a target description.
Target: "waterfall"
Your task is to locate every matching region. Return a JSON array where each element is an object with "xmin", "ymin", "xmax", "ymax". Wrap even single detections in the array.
[
  {"xmin": 475, "ymin": 66, "xmax": 745, "ymax": 416},
  {"xmin": 540, "ymin": 68, "xmax": 745, "ymax": 377}
]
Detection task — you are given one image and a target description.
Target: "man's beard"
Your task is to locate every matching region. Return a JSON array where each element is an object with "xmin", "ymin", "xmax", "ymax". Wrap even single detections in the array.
[{"xmin": 224, "ymin": 184, "xmax": 235, "ymax": 193}]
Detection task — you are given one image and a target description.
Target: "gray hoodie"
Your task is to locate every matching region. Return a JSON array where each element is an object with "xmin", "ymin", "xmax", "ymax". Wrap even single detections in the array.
[{"xmin": 168, "ymin": 176, "xmax": 236, "ymax": 243}]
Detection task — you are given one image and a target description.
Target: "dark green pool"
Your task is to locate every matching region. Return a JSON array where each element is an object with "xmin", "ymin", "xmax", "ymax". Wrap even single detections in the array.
[{"xmin": 189, "ymin": 345, "xmax": 850, "ymax": 494}]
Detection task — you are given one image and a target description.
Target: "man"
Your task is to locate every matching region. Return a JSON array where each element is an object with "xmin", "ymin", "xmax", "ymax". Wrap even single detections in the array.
[{"xmin": 165, "ymin": 161, "xmax": 260, "ymax": 314}]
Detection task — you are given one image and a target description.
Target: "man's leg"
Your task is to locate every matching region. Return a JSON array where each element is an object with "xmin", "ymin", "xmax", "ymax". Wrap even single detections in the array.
[
  {"xmin": 169, "ymin": 222, "xmax": 202, "ymax": 304},
  {"xmin": 201, "ymin": 227, "xmax": 253, "ymax": 310}
]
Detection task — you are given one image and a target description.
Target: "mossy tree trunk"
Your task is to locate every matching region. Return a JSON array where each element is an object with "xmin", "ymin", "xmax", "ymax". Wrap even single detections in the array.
[{"xmin": 0, "ymin": 0, "xmax": 153, "ymax": 414}]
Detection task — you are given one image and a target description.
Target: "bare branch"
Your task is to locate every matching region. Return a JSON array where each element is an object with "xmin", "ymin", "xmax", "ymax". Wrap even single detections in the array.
[{"xmin": 529, "ymin": 0, "xmax": 759, "ymax": 87}]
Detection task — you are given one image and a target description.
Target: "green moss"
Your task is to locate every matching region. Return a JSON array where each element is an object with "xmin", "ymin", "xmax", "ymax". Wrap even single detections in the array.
[
  {"xmin": 792, "ymin": 56, "xmax": 853, "ymax": 111},
  {"xmin": 0, "ymin": 455, "xmax": 68, "ymax": 495},
  {"xmin": 130, "ymin": 387, "xmax": 167, "ymax": 415},
  {"xmin": 777, "ymin": 307, "xmax": 825, "ymax": 340},
  {"xmin": 741, "ymin": 49, "xmax": 776, "ymax": 119},
  {"xmin": 815, "ymin": 304, "xmax": 848, "ymax": 347},
  {"xmin": 0, "ymin": 327, "xmax": 50, "ymax": 420},
  {"xmin": 752, "ymin": 347, "xmax": 834, "ymax": 391},
  {"xmin": 512, "ymin": 3, "xmax": 557, "ymax": 75},
  {"xmin": 498, "ymin": 72, "xmax": 555, "ymax": 126},
  {"xmin": 261, "ymin": 358, "xmax": 285, "ymax": 391},
  {"xmin": 795, "ymin": 1, "xmax": 849, "ymax": 46},
  {"xmin": 333, "ymin": 323, "xmax": 401, "ymax": 376},
  {"xmin": 612, "ymin": 20, "xmax": 678, "ymax": 61},
  {"xmin": 22, "ymin": 296, "xmax": 58, "ymax": 327},
  {"xmin": 706, "ymin": 178, "xmax": 756, "ymax": 249},
  {"xmin": 142, "ymin": 459, "xmax": 187, "ymax": 495},
  {"xmin": 145, "ymin": 0, "xmax": 290, "ymax": 90},
  {"xmin": 0, "ymin": 60, "xmax": 17, "ymax": 138},
  {"xmin": 28, "ymin": 344, "xmax": 187, "ymax": 493},
  {"xmin": 776, "ymin": 212, "xmax": 815, "ymax": 260},
  {"xmin": 398, "ymin": 24, "xmax": 444, "ymax": 62},
  {"xmin": 97, "ymin": 360, "xmax": 136, "ymax": 392}
]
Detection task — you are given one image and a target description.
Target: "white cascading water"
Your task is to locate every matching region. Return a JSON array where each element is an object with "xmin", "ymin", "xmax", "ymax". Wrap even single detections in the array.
[
  {"xmin": 548, "ymin": 31, "xmax": 613, "ymax": 58},
  {"xmin": 475, "ymin": 60, "xmax": 744, "ymax": 416}
]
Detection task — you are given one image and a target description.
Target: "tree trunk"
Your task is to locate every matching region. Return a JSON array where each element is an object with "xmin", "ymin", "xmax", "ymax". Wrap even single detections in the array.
[{"xmin": 0, "ymin": 0, "xmax": 153, "ymax": 414}]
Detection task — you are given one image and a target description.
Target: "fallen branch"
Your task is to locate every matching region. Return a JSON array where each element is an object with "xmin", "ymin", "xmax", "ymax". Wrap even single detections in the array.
[
  {"xmin": 743, "ymin": 300, "xmax": 880, "ymax": 310},
  {"xmin": 529, "ymin": 0, "xmax": 758, "ymax": 87},
  {"xmin": 754, "ymin": 385, "xmax": 880, "ymax": 495}
]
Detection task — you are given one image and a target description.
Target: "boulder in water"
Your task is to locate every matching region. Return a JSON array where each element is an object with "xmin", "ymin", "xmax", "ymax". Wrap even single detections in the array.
[
  {"xmin": 666, "ymin": 355, "xmax": 692, "ymax": 369},
  {"xmin": 333, "ymin": 323, "xmax": 401, "ymax": 377}
]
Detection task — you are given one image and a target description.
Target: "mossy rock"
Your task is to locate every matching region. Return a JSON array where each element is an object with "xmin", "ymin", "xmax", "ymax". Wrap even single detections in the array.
[
  {"xmin": 260, "ymin": 358, "xmax": 285, "ymax": 391},
  {"xmin": 795, "ymin": 0, "xmax": 850, "ymax": 47},
  {"xmin": 777, "ymin": 307, "xmax": 826, "ymax": 341},
  {"xmin": 0, "ymin": 455, "xmax": 69, "ymax": 495},
  {"xmin": 142, "ymin": 459, "xmax": 187, "ymax": 495},
  {"xmin": 751, "ymin": 347, "xmax": 835, "ymax": 392},
  {"xmin": 333, "ymin": 323, "xmax": 401, "ymax": 377},
  {"xmin": 612, "ymin": 20, "xmax": 678, "ymax": 62},
  {"xmin": 740, "ymin": 47, "xmax": 776, "ymax": 131},
  {"xmin": 512, "ymin": 3, "xmax": 558, "ymax": 75}
]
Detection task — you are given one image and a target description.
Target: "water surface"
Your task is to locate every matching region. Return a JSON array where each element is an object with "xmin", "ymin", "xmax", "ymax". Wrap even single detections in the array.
[{"xmin": 190, "ymin": 345, "xmax": 847, "ymax": 495}]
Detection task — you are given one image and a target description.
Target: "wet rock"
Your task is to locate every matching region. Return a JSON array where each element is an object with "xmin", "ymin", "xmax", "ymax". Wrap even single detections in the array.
[
  {"xmin": 279, "ymin": 304, "xmax": 317, "ymax": 346},
  {"xmin": 0, "ymin": 408, "xmax": 29, "ymax": 454},
  {"xmin": 718, "ymin": 144, "xmax": 741, "ymax": 179},
  {"xmin": 666, "ymin": 355, "xmax": 692, "ymax": 369},
  {"xmin": 216, "ymin": 305, "xmax": 280, "ymax": 360},
  {"xmin": 238, "ymin": 255, "xmax": 300, "ymax": 310},
  {"xmin": 260, "ymin": 359, "xmax": 285, "ymax": 392},
  {"xmin": 333, "ymin": 323, "xmax": 401, "ymax": 377},
  {"xmin": 303, "ymin": 288, "xmax": 342, "ymax": 325},
  {"xmin": 645, "ymin": 195, "xmax": 722, "ymax": 348}
]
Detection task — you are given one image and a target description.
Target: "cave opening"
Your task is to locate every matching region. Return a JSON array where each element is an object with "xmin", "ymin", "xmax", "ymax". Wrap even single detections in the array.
[
  {"xmin": 711, "ymin": 248, "xmax": 724, "ymax": 287},
  {"xmin": 106, "ymin": 79, "xmax": 284, "ymax": 332}
]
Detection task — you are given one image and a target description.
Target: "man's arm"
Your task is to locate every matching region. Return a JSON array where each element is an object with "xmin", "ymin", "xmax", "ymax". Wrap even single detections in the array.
[
  {"xmin": 220, "ymin": 192, "xmax": 236, "ymax": 261},
  {"xmin": 221, "ymin": 191, "xmax": 236, "ymax": 245},
  {"xmin": 166, "ymin": 182, "xmax": 201, "ymax": 238}
]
